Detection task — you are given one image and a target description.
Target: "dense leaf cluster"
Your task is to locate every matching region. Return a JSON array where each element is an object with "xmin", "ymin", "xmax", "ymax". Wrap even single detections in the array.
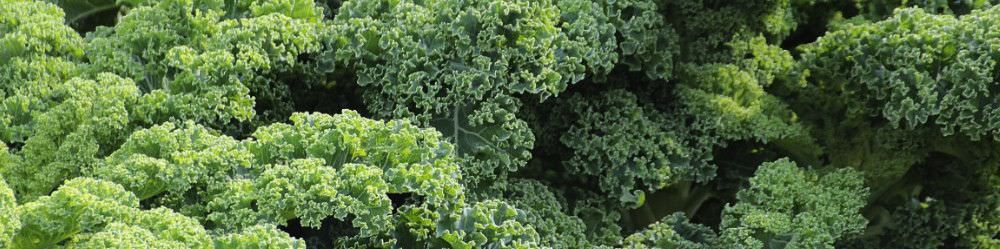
[{"xmin": 2, "ymin": 0, "xmax": 999, "ymax": 248}]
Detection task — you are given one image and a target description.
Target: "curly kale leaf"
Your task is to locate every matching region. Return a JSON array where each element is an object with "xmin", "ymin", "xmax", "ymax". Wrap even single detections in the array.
[
  {"xmin": 622, "ymin": 158, "xmax": 870, "ymax": 249},
  {"xmin": 553, "ymin": 89, "xmax": 694, "ymax": 207},
  {"xmin": 849, "ymin": 0, "xmax": 1000, "ymax": 20},
  {"xmin": 0, "ymin": 0, "xmax": 83, "ymax": 65},
  {"xmin": 245, "ymin": 111, "xmax": 464, "ymax": 208},
  {"xmin": 88, "ymin": 110, "xmax": 544, "ymax": 247},
  {"xmin": 673, "ymin": 36, "xmax": 807, "ymax": 146},
  {"xmin": 604, "ymin": 0, "xmax": 678, "ymax": 80},
  {"xmin": 12, "ymin": 178, "xmax": 210, "ymax": 249},
  {"xmin": 229, "ymin": 111, "xmax": 540, "ymax": 247},
  {"xmin": 0, "ymin": 0, "xmax": 85, "ymax": 145},
  {"xmin": 212, "ymin": 225, "xmax": 307, "ymax": 249},
  {"xmin": 719, "ymin": 158, "xmax": 869, "ymax": 249},
  {"xmin": 470, "ymin": 178, "xmax": 594, "ymax": 248},
  {"xmin": 428, "ymin": 96, "xmax": 534, "ymax": 188},
  {"xmin": 801, "ymin": 6, "xmax": 1000, "ymax": 141},
  {"xmin": 1, "ymin": 73, "xmax": 140, "ymax": 201},
  {"xmin": 88, "ymin": 120, "xmax": 251, "ymax": 204},
  {"xmin": 332, "ymin": 0, "xmax": 610, "ymax": 107},
  {"xmin": 666, "ymin": 0, "xmax": 800, "ymax": 63},
  {"xmin": 0, "ymin": 173, "xmax": 16, "ymax": 248},
  {"xmin": 539, "ymin": 47, "xmax": 809, "ymax": 207},
  {"xmin": 85, "ymin": 0, "xmax": 325, "ymax": 129},
  {"xmin": 327, "ymin": 0, "xmax": 646, "ymax": 185},
  {"xmin": 7, "ymin": 177, "xmax": 300, "ymax": 249},
  {"xmin": 394, "ymin": 199, "xmax": 543, "ymax": 249},
  {"xmin": 623, "ymin": 212, "xmax": 719, "ymax": 249},
  {"xmin": 0, "ymin": 0, "xmax": 327, "ymax": 201}
]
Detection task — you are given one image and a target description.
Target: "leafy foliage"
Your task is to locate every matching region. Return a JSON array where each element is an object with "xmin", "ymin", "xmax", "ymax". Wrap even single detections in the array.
[
  {"xmin": 801, "ymin": 6, "xmax": 1000, "ymax": 141},
  {"xmin": 85, "ymin": 0, "xmax": 325, "ymax": 129},
  {"xmin": 86, "ymin": 111, "xmax": 541, "ymax": 247},
  {"xmin": 718, "ymin": 159, "xmax": 868, "ymax": 249},
  {"xmin": 621, "ymin": 159, "xmax": 868, "ymax": 249},
  {"xmin": 0, "ymin": 175, "xmax": 16, "ymax": 248},
  {"xmin": 4, "ymin": 0, "xmax": 1000, "ymax": 248},
  {"xmin": 623, "ymin": 212, "xmax": 718, "ymax": 249}
]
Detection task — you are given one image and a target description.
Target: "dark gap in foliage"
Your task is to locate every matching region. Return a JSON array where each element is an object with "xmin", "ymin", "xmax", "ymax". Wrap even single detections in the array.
[
  {"xmin": 712, "ymin": 141, "xmax": 775, "ymax": 193},
  {"xmin": 865, "ymin": 151, "xmax": 959, "ymax": 218},
  {"xmin": 137, "ymin": 193, "xmax": 166, "ymax": 210},
  {"xmin": 388, "ymin": 193, "xmax": 425, "ymax": 214},
  {"xmin": 322, "ymin": 0, "xmax": 343, "ymax": 19},
  {"xmin": 220, "ymin": 118, "xmax": 257, "ymax": 139},
  {"xmin": 690, "ymin": 198, "xmax": 724, "ymax": 231},
  {"xmin": 514, "ymin": 157, "xmax": 603, "ymax": 202},
  {"xmin": 290, "ymin": 79, "xmax": 370, "ymax": 116},
  {"xmin": 625, "ymin": 181, "xmax": 707, "ymax": 233},
  {"xmin": 555, "ymin": 64, "xmax": 669, "ymax": 100},
  {"xmin": 849, "ymin": 149, "xmax": 979, "ymax": 248},
  {"xmin": 946, "ymin": 2, "xmax": 978, "ymax": 16},
  {"xmin": 280, "ymin": 215, "xmax": 359, "ymax": 249},
  {"xmin": 5, "ymin": 141, "xmax": 24, "ymax": 152},
  {"xmin": 287, "ymin": 59, "xmax": 370, "ymax": 118},
  {"xmin": 698, "ymin": 141, "xmax": 786, "ymax": 229},
  {"xmin": 516, "ymin": 133, "xmax": 580, "ymax": 191},
  {"xmin": 238, "ymin": 52, "xmax": 370, "ymax": 137},
  {"xmin": 839, "ymin": 2, "xmax": 862, "ymax": 20},
  {"xmin": 136, "ymin": 187, "xmax": 204, "ymax": 213},
  {"xmin": 67, "ymin": 6, "xmax": 120, "ymax": 35},
  {"xmin": 781, "ymin": 10, "xmax": 834, "ymax": 54},
  {"xmin": 248, "ymin": 54, "xmax": 326, "ymax": 129},
  {"xmin": 920, "ymin": 151, "xmax": 974, "ymax": 202},
  {"xmin": 95, "ymin": 135, "xmax": 129, "ymax": 158},
  {"xmin": 626, "ymin": 140, "xmax": 780, "ymax": 231},
  {"xmin": 782, "ymin": 1, "xmax": 865, "ymax": 55},
  {"xmin": 247, "ymin": 80, "xmax": 293, "ymax": 122}
]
